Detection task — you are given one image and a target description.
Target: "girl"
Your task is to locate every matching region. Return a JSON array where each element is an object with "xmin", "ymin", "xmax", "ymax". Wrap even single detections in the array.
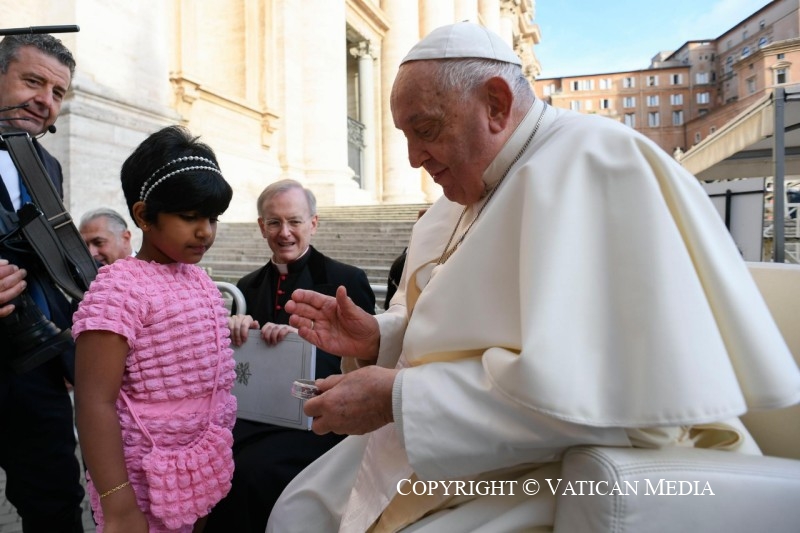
[{"xmin": 73, "ymin": 125, "xmax": 237, "ymax": 532}]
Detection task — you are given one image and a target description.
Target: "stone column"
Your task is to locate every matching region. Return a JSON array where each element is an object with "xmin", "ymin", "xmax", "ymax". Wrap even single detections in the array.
[
  {"xmin": 350, "ymin": 41, "xmax": 378, "ymax": 196},
  {"xmin": 380, "ymin": 0, "xmax": 425, "ymax": 203},
  {"xmin": 298, "ymin": 1, "xmax": 358, "ymax": 205},
  {"xmin": 454, "ymin": 0, "xmax": 479, "ymax": 22},
  {"xmin": 417, "ymin": 1, "xmax": 457, "ymax": 203},
  {"xmin": 420, "ymin": 0, "xmax": 454, "ymax": 32},
  {"xmin": 479, "ymin": 0, "xmax": 501, "ymax": 32},
  {"xmin": 499, "ymin": 0, "xmax": 515, "ymax": 45}
]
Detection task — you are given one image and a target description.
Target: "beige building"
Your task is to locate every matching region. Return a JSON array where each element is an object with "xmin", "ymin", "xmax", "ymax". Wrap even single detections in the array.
[
  {"xmin": 534, "ymin": 0, "xmax": 800, "ymax": 157},
  {"xmin": 0, "ymin": 0, "xmax": 540, "ymax": 223}
]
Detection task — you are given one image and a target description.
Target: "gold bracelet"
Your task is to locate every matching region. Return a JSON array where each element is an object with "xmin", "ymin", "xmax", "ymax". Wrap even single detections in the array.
[{"xmin": 99, "ymin": 480, "xmax": 131, "ymax": 499}]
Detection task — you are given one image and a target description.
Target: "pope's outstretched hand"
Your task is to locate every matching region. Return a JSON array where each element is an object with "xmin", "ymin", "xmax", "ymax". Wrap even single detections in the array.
[{"xmin": 286, "ymin": 285, "xmax": 380, "ymax": 362}]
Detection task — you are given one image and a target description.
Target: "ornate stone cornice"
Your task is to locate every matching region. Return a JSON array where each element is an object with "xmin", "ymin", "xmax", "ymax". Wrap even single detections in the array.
[
  {"xmin": 349, "ymin": 40, "xmax": 378, "ymax": 60},
  {"xmin": 169, "ymin": 73, "xmax": 280, "ymax": 148}
]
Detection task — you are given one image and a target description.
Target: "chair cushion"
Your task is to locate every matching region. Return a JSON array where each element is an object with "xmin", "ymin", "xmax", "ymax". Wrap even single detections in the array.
[{"xmin": 553, "ymin": 446, "xmax": 800, "ymax": 533}]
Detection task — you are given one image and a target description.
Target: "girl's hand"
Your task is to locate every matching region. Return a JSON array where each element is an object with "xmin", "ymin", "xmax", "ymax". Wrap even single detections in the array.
[
  {"xmin": 228, "ymin": 314, "xmax": 259, "ymax": 346},
  {"xmin": 260, "ymin": 322, "xmax": 298, "ymax": 345}
]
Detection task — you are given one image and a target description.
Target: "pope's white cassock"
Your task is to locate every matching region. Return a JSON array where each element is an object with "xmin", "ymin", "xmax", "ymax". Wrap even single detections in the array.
[{"xmin": 267, "ymin": 97, "xmax": 800, "ymax": 532}]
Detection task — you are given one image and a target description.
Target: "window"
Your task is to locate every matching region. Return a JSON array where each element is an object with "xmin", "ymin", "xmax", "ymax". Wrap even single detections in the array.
[
  {"xmin": 746, "ymin": 77, "xmax": 756, "ymax": 94},
  {"xmin": 694, "ymin": 132, "xmax": 702, "ymax": 143},
  {"xmin": 543, "ymin": 84, "xmax": 555, "ymax": 96},
  {"xmin": 697, "ymin": 92, "xmax": 710, "ymax": 104},
  {"xmin": 759, "ymin": 37, "xmax": 768, "ymax": 48},
  {"xmin": 600, "ymin": 98, "xmax": 611, "ymax": 109},
  {"xmin": 648, "ymin": 112, "xmax": 660, "ymax": 127},
  {"xmin": 670, "ymin": 94, "xmax": 683, "ymax": 105},
  {"xmin": 585, "ymin": 100, "xmax": 593, "ymax": 110},
  {"xmin": 743, "ymin": 30, "xmax": 748, "ymax": 40},
  {"xmin": 570, "ymin": 101, "xmax": 581, "ymax": 111},
  {"xmin": 623, "ymin": 96, "xmax": 636, "ymax": 108},
  {"xmin": 778, "ymin": 53, "xmax": 786, "ymax": 60},
  {"xmin": 670, "ymin": 74, "xmax": 683, "ymax": 85},
  {"xmin": 647, "ymin": 75, "xmax": 658, "ymax": 87},
  {"xmin": 741, "ymin": 46, "xmax": 750, "ymax": 58},
  {"xmin": 696, "ymin": 72, "xmax": 710, "ymax": 84},
  {"xmin": 646, "ymin": 95, "xmax": 659, "ymax": 106},
  {"xmin": 672, "ymin": 110, "xmax": 684, "ymax": 126},
  {"xmin": 623, "ymin": 77, "xmax": 635, "ymax": 88},
  {"xmin": 571, "ymin": 79, "xmax": 594, "ymax": 91},
  {"xmin": 624, "ymin": 113, "xmax": 636, "ymax": 127},
  {"xmin": 599, "ymin": 78, "xmax": 613, "ymax": 89},
  {"xmin": 776, "ymin": 68, "xmax": 788, "ymax": 85},
  {"xmin": 709, "ymin": 126, "xmax": 716, "ymax": 134}
]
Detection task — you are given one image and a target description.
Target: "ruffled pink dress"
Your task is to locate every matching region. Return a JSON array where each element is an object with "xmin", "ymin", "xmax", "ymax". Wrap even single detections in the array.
[{"xmin": 72, "ymin": 257, "xmax": 237, "ymax": 532}]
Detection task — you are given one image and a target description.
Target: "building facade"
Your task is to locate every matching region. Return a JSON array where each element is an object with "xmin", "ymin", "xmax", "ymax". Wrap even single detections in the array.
[
  {"xmin": 0, "ymin": 0, "xmax": 540, "ymax": 223},
  {"xmin": 534, "ymin": 0, "xmax": 800, "ymax": 157}
]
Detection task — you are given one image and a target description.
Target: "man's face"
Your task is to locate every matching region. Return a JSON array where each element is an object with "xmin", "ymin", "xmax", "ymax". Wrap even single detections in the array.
[
  {"xmin": 258, "ymin": 187, "xmax": 318, "ymax": 264},
  {"xmin": 391, "ymin": 61, "xmax": 501, "ymax": 205},
  {"xmin": 0, "ymin": 46, "xmax": 71, "ymax": 136},
  {"xmin": 80, "ymin": 217, "xmax": 132, "ymax": 266}
]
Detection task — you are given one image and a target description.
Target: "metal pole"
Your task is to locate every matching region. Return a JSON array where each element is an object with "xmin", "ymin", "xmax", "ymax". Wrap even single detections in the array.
[{"xmin": 774, "ymin": 87, "xmax": 786, "ymax": 263}]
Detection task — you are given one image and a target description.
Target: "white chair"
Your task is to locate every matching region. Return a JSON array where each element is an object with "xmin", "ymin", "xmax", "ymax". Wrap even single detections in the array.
[
  {"xmin": 215, "ymin": 281, "xmax": 246, "ymax": 315},
  {"xmin": 552, "ymin": 262, "xmax": 800, "ymax": 533}
]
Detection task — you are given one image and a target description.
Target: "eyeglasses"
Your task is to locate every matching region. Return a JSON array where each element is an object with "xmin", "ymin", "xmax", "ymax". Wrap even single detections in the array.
[{"xmin": 262, "ymin": 218, "xmax": 307, "ymax": 234}]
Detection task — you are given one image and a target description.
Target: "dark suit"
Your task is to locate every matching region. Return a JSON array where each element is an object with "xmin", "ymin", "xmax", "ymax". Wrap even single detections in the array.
[
  {"xmin": 205, "ymin": 245, "xmax": 375, "ymax": 533},
  {"xmin": 0, "ymin": 140, "xmax": 85, "ymax": 532}
]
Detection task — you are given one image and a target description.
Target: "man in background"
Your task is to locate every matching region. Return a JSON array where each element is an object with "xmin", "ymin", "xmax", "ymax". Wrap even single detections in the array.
[
  {"xmin": 79, "ymin": 207, "xmax": 133, "ymax": 266},
  {"xmin": 0, "ymin": 33, "xmax": 85, "ymax": 532},
  {"xmin": 205, "ymin": 179, "xmax": 375, "ymax": 533}
]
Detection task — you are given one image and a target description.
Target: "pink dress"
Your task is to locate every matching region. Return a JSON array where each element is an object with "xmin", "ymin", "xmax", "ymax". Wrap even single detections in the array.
[{"xmin": 72, "ymin": 257, "xmax": 237, "ymax": 532}]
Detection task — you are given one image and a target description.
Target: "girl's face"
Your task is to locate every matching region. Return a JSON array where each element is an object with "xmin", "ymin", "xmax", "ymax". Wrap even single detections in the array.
[{"xmin": 136, "ymin": 210, "xmax": 217, "ymax": 264}]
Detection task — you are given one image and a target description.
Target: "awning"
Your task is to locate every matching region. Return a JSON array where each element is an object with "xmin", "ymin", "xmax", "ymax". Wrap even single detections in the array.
[
  {"xmin": 679, "ymin": 85, "xmax": 800, "ymax": 181},
  {"xmin": 677, "ymin": 84, "xmax": 800, "ymax": 261}
]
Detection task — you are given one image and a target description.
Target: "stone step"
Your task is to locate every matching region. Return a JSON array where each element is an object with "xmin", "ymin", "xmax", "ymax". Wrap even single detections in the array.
[
  {"xmin": 202, "ymin": 255, "xmax": 397, "ymax": 271},
  {"xmin": 207, "ymin": 266, "xmax": 392, "ymax": 286},
  {"xmin": 204, "ymin": 204, "xmax": 422, "ymax": 287},
  {"xmin": 316, "ymin": 203, "xmax": 430, "ymax": 220}
]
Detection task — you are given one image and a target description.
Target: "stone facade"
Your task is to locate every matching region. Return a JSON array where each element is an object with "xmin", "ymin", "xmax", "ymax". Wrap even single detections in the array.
[
  {"xmin": 533, "ymin": 0, "xmax": 800, "ymax": 157},
  {"xmin": 0, "ymin": 0, "xmax": 540, "ymax": 225}
]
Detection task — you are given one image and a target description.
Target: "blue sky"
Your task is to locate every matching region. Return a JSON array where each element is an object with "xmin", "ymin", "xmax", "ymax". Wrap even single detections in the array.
[{"xmin": 535, "ymin": 0, "xmax": 774, "ymax": 78}]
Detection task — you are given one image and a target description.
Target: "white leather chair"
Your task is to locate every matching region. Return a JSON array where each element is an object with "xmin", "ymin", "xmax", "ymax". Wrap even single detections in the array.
[{"xmin": 553, "ymin": 262, "xmax": 800, "ymax": 533}]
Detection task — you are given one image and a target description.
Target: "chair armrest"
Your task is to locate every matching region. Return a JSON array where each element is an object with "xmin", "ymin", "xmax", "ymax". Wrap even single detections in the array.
[{"xmin": 553, "ymin": 446, "xmax": 800, "ymax": 533}]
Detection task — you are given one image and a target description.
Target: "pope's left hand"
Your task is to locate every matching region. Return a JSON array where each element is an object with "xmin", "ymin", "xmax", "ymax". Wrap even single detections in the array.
[{"xmin": 303, "ymin": 366, "xmax": 399, "ymax": 435}]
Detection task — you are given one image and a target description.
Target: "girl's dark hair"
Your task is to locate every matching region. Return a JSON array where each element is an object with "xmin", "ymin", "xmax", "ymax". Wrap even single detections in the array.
[{"xmin": 120, "ymin": 125, "xmax": 233, "ymax": 226}]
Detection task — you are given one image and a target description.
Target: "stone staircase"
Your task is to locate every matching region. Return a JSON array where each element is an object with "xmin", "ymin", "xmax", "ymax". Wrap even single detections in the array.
[{"xmin": 201, "ymin": 204, "xmax": 430, "ymax": 287}]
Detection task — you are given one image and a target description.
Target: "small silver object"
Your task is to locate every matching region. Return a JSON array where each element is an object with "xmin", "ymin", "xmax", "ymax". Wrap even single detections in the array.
[{"xmin": 291, "ymin": 379, "xmax": 320, "ymax": 400}]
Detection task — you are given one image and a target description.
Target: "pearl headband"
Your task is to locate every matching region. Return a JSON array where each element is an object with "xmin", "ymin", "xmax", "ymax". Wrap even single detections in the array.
[{"xmin": 139, "ymin": 156, "xmax": 223, "ymax": 202}]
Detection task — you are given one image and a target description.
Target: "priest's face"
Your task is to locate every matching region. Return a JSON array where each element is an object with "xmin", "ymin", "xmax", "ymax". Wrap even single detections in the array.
[
  {"xmin": 258, "ymin": 187, "xmax": 318, "ymax": 264},
  {"xmin": 391, "ymin": 61, "xmax": 503, "ymax": 205}
]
